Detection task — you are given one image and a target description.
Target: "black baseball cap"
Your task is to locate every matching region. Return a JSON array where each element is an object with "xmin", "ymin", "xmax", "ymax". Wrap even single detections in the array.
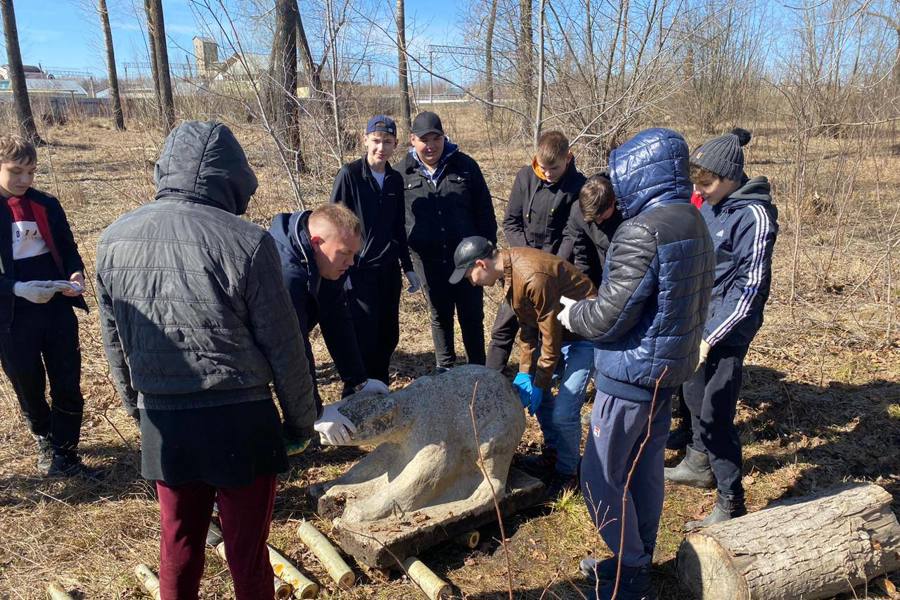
[
  {"xmin": 411, "ymin": 111, "xmax": 444, "ymax": 137},
  {"xmin": 449, "ymin": 236, "xmax": 495, "ymax": 284},
  {"xmin": 366, "ymin": 115, "xmax": 397, "ymax": 136}
]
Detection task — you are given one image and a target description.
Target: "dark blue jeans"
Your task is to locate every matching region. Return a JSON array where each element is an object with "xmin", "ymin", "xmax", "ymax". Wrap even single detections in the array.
[{"xmin": 580, "ymin": 391, "xmax": 671, "ymax": 568}]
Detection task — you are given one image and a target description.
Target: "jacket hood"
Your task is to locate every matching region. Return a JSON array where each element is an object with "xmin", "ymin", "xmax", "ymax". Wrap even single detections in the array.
[
  {"xmin": 270, "ymin": 210, "xmax": 318, "ymax": 272},
  {"xmin": 154, "ymin": 120, "xmax": 258, "ymax": 215},
  {"xmin": 608, "ymin": 128, "xmax": 692, "ymax": 220},
  {"xmin": 720, "ymin": 176, "xmax": 773, "ymax": 209}
]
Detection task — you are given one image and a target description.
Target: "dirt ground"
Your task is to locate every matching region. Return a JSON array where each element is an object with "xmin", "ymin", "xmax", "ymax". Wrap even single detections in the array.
[{"xmin": 0, "ymin": 111, "xmax": 897, "ymax": 599}]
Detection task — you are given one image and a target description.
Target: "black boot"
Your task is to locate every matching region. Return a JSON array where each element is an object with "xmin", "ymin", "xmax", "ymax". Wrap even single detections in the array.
[
  {"xmin": 664, "ymin": 446, "xmax": 715, "ymax": 489},
  {"xmin": 586, "ymin": 564, "xmax": 655, "ymax": 600},
  {"xmin": 685, "ymin": 493, "xmax": 746, "ymax": 531},
  {"xmin": 665, "ymin": 426, "xmax": 692, "ymax": 451},
  {"xmin": 517, "ymin": 447, "xmax": 558, "ymax": 481},
  {"xmin": 34, "ymin": 435, "xmax": 53, "ymax": 476}
]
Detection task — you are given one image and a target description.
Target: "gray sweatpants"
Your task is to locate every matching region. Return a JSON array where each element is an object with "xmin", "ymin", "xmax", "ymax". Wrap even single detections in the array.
[{"xmin": 580, "ymin": 390, "xmax": 672, "ymax": 567}]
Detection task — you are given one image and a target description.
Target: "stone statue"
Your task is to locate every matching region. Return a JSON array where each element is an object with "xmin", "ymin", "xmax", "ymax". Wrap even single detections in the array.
[{"xmin": 313, "ymin": 365, "xmax": 526, "ymax": 524}]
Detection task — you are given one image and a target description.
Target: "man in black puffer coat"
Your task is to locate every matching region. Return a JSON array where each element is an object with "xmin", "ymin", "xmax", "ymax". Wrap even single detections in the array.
[
  {"xmin": 558, "ymin": 128, "xmax": 715, "ymax": 600},
  {"xmin": 96, "ymin": 121, "xmax": 315, "ymax": 600}
]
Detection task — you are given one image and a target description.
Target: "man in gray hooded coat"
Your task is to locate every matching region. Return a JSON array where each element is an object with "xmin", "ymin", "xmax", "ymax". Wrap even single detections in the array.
[{"xmin": 96, "ymin": 121, "xmax": 315, "ymax": 599}]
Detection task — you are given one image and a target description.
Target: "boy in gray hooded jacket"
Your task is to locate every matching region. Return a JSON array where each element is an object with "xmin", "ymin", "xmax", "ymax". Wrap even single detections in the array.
[{"xmin": 665, "ymin": 128, "xmax": 779, "ymax": 529}]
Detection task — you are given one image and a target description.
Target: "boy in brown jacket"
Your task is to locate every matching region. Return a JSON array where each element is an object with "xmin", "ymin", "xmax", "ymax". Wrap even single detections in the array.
[{"xmin": 451, "ymin": 236, "xmax": 595, "ymax": 495}]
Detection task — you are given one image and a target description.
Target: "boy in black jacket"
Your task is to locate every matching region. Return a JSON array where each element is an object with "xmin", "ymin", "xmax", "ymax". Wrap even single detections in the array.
[
  {"xmin": 331, "ymin": 115, "xmax": 418, "ymax": 386},
  {"xmin": 487, "ymin": 131, "xmax": 586, "ymax": 371},
  {"xmin": 0, "ymin": 134, "xmax": 91, "ymax": 477}
]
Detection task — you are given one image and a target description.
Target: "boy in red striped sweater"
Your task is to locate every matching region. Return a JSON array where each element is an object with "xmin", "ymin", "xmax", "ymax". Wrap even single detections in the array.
[{"xmin": 0, "ymin": 135, "xmax": 95, "ymax": 478}]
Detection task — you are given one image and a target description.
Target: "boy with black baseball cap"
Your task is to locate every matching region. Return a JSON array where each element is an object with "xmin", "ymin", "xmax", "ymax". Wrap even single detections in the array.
[
  {"xmin": 330, "ymin": 115, "xmax": 419, "ymax": 389},
  {"xmin": 399, "ymin": 111, "xmax": 497, "ymax": 372}
]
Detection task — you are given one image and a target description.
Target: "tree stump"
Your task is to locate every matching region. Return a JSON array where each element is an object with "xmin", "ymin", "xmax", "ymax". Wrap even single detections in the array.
[{"xmin": 677, "ymin": 483, "xmax": 900, "ymax": 600}]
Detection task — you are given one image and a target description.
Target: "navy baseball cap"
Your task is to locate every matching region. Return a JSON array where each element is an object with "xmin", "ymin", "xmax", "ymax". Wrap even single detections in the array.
[
  {"xmin": 449, "ymin": 236, "xmax": 495, "ymax": 284},
  {"xmin": 366, "ymin": 115, "xmax": 397, "ymax": 136}
]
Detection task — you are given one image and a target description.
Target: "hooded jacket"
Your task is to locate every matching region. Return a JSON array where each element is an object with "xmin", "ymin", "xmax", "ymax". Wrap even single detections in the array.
[
  {"xmin": 95, "ymin": 121, "xmax": 317, "ymax": 438},
  {"xmin": 701, "ymin": 177, "xmax": 778, "ymax": 348},
  {"xmin": 502, "ymin": 159, "xmax": 586, "ymax": 255},
  {"xmin": 399, "ymin": 141, "xmax": 497, "ymax": 261},
  {"xmin": 268, "ymin": 210, "xmax": 368, "ymax": 410},
  {"xmin": 567, "ymin": 128, "xmax": 715, "ymax": 400}
]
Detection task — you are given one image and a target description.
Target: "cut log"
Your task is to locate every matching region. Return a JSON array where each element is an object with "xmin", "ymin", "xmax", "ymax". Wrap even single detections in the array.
[
  {"xmin": 134, "ymin": 564, "xmax": 161, "ymax": 600},
  {"xmin": 402, "ymin": 556, "xmax": 451, "ymax": 600},
  {"xmin": 297, "ymin": 520, "xmax": 356, "ymax": 588},
  {"xmin": 267, "ymin": 545, "xmax": 319, "ymax": 599},
  {"xmin": 46, "ymin": 582, "xmax": 74, "ymax": 600},
  {"xmin": 677, "ymin": 483, "xmax": 900, "ymax": 600}
]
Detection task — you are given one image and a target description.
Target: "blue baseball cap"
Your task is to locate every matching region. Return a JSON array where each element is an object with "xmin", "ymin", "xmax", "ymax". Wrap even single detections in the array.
[{"xmin": 366, "ymin": 115, "xmax": 397, "ymax": 136}]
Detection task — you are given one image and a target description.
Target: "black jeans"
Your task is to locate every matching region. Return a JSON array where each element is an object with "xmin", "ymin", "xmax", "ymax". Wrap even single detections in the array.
[
  {"xmin": 485, "ymin": 300, "xmax": 519, "ymax": 371},
  {"xmin": 346, "ymin": 263, "xmax": 402, "ymax": 385},
  {"xmin": 0, "ymin": 301, "xmax": 84, "ymax": 455},
  {"xmin": 412, "ymin": 253, "xmax": 485, "ymax": 368},
  {"xmin": 683, "ymin": 343, "xmax": 748, "ymax": 498}
]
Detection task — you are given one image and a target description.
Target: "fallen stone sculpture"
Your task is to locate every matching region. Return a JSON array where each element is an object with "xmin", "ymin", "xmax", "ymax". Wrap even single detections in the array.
[{"xmin": 311, "ymin": 365, "xmax": 543, "ymax": 567}]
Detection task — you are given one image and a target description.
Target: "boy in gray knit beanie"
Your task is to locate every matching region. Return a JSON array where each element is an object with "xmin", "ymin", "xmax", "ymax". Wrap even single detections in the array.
[{"xmin": 666, "ymin": 126, "xmax": 779, "ymax": 530}]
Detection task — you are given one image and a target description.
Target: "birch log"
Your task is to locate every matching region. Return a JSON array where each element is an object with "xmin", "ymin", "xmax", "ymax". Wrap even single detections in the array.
[
  {"xmin": 297, "ymin": 520, "xmax": 356, "ymax": 588},
  {"xmin": 677, "ymin": 483, "xmax": 900, "ymax": 600}
]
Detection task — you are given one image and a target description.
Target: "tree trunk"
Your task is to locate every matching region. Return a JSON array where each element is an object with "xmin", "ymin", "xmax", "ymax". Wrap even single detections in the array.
[
  {"xmin": 147, "ymin": 0, "xmax": 175, "ymax": 131},
  {"xmin": 0, "ymin": 0, "xmax": 40, "ymax": 144},
  {"xmin": 143, "ymin": 0, "xmax": 162, "ymax": 123},
  {"xmin": 274, "ymin": 0, "xmax": 305, "ymax": 173},
  {"xmin": 533, "ymin": 0, "xmax": 545, "ymax": 148},
  {"xmin": 396, "ymin": 0, "xmax": 411, "ymax": 131},
  {"xmin": 677, "ymin": 484, "xmax": 900, "ymax": 600},
  {"xmin": 296, "ymin": 10, "xmax": 322, "ymax": 95},
  {"xmin": 484, "ymin": 0, "xmax": 497, "ymax": 121},
  {"xmin": 517, "ymin": 0, "xmax": 534, "ymax": 132},
  {"xmin": 97, "ymin": 0, "xmax": 125, "ymax": 130}
]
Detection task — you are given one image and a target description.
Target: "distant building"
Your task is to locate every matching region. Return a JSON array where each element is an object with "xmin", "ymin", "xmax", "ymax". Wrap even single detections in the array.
[
  {"xmin": 0, "ymin": 78, "xmax": 87, "ymax": 97},
  {"xmin": 0, "ymin": 64, "xmax": 49, "ymax": 80}
]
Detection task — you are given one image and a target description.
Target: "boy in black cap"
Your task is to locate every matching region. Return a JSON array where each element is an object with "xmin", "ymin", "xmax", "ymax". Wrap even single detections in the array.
[
  {"xmin": 665, "ymin": 128, "xmax": 779, "ymax": 528},
  {"xmin": 331, "ymin": 115, "xmax": 418, "ymax": 388},
  {"xmin": 399, "ymin": 111, "xmax": 497, "ymax": 371},
  {"xmin": 451, "ymin": 236, "xmax": 595, "ymax": 496}
]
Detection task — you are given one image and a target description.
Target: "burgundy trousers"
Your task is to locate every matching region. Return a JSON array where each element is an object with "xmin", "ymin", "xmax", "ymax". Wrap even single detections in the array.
[{"xmin": 156, "ymin": 475, "xmax": 276, "ymax": 599}]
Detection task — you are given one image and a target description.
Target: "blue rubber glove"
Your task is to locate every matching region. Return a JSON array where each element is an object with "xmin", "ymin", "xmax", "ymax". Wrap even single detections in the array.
[
  {"xmin": 528, "ymin": 385, "xmax": 545, "ymax": 416},
  {"xmin": 512, "ymin": 373, "xmax": 534, "ymax": 410}
]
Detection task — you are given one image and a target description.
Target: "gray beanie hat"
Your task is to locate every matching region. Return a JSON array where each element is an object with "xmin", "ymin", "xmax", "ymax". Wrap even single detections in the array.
[{"xmin": 690, "ymin": 127, "xmax": 751, "ymax": 181}]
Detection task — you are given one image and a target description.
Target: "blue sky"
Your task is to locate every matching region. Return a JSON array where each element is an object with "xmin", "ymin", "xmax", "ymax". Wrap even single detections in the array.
[{"xmin": 10, "ymin": 0, "xmax": 461, "ymax": 77}]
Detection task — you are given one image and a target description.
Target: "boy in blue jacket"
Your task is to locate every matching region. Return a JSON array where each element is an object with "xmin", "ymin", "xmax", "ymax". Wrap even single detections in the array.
[
  {"xmin": 665, "ymin": 128, "xmax": 778, "ymax": 529},
  {"xmin": 0, "ymin": 135, "xmax": 93, "ymax": 478}
]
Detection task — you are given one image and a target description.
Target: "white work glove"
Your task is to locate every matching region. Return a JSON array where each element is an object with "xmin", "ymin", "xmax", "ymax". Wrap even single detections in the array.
[
  {"xmin": 557, "ymin": 296, "xmax": 577, "ymax": 331},
  {"xmin": 696, "ymin": 340, "xmax": 711, "ymax": 372},
  {"xmin": 357, "ymin": 378, "xmax": 390, "ymax": 395},
  {"xmin": 13, "ymin": 281, "xmax": 61, "ymax": 304},
  {"xmin": 405, "ymin": 270, "xmax": 422, "ymax": 294},
  {"xmin": 314, "ymin": 400, "xmax": 358, "ymax": 446}
]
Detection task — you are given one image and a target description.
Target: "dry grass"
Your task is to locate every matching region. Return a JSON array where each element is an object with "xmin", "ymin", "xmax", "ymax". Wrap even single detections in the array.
[{"xmin": 0, "ymin": 108, "xmax": 897, "ymax": 599}]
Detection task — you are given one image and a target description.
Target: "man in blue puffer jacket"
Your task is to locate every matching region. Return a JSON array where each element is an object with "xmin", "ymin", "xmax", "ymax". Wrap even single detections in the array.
[
  {"xmin": 665, "ymin": 128, "xmax": 778, "ymax": 530},
  {"xmin": 558, "ymin": 128, "xmax": 715, "ymax": 599}
]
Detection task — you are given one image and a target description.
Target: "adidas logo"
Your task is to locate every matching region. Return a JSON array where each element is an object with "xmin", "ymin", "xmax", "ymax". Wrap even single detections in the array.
[{"xmin": 716, "ymin": 230, "xmax": 725, "ymax": 237}]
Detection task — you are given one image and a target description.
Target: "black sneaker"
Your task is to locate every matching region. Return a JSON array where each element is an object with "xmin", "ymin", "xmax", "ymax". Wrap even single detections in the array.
[
  {"xmin": 34, "ymin": 435, "xmax": 53, "ymax": 476},
  {"xmin": 545, "ymin": 472, "xmax": 578, "ymax": 499},
  {"xmin": 517, "ymin": 447, "xmax": 558, "ymax": 481},
  {"xmin": 46, "ymin": 453, "xmax": 104, "ymax": 480}
]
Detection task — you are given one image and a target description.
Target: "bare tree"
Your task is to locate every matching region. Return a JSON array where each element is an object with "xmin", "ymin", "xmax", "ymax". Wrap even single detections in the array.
[
  {"xmin": 0, "ymin": 0, "xmax": 40, "ymax": 143},
  {"xmin": 533, "ymin": 0, "xmax": 545, "ymax": 146},
  {"xmin": 273, "ymin": 0, "xmax": 306, "ymax": 172},
  {"xmin": 517, "ymin": 0, "xmax": 534, "ymax": 131},
  {"xmin": 143, "ymin": 0, "xmax": 162, "ymax": 121},
  {"xmin": 97, "ymin": 0, "xmax": 125, "ymax": 130},
  {"xmin": 147, "ymin": 0, "xmax": 175, "ymax": 131},
  {"xmin": 484, "ymin": 0, "xmax": 498, "ymax": 121},
  {"xmin": 396, "ymin": 0, "xmax": 412, "ymax": 130},
  {"xmin": 296, "ymin": 10, "xmax": 323, "ymax": 94}
]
